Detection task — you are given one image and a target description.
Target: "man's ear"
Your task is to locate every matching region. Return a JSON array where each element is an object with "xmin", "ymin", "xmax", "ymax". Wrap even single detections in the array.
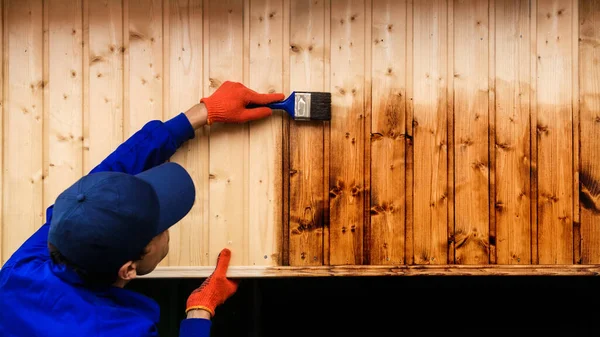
[{"xmin": 117, "ymin": 261, "xmax": 138, "ymax": 281}]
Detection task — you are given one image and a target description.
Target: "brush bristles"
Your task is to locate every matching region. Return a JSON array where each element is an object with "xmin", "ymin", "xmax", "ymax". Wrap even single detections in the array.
[{"xmin": 305, "ymin": 92, "xmax": 331, "ymax": 120}]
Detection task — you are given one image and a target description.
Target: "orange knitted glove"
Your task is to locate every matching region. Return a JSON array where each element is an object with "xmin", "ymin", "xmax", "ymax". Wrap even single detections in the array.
[
  {"xmin": 185, "ymin": 248, "xmax": 239, "ymax": 317},
  {"xmin": 200, "ymin": 81, "xmax": 284, "ymax": 125}
]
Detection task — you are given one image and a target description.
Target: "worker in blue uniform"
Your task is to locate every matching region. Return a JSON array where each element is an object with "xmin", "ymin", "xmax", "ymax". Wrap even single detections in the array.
[{"xmin": 0, "ymin": 81, "xmax": 285, "ymax": 337}]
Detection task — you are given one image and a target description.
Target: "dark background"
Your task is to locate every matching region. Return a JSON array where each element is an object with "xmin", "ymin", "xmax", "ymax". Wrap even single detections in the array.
[{"xmin": 128, "ymin": 276, "xmax": 600, "ymax": 337}]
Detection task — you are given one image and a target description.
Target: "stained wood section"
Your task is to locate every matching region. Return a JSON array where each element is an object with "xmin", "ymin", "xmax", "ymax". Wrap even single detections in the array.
[
  {"xmin": 45, "ymin": 0, "xmax": 83, "ymax": 210},
  {"xmin": 127, "ymin": 0, "xmax": 163, "ymax": 135},
  {"xmin": 164, "ymin": 0, "xmax": 207, "ymax": 266},
  {"xmin": 329, "ymin": 0, "xmax": 365, "ymax": 265},
  {"xmin": 207, "ymin": 0, "xmax": 248, "ymax": 265},
  {"xmin": 453, "ymin": 0, "xmax": 490, "ymax": 264},
  {"xmin": 412, "ymin": 0, "xmax": 448, "ymax": 264},
  {"xmin": 248, "ymin": 0, "xmax": 283, "ymax": 266},
  {"xmin": 369, "ymin": 0, "xmax": 406, "ymax": 265},
  {"xmin": 288, "ymin": 0, "xmax": 325, "ymax": 265},
  {"xmin": 2, "ymin": 0, "xmax": 44, "ymax": 262},
  {"xmin": 536, "ymin": 0, "xmax": 574, "ymax": 264},
  {"xmin": 86, "ymin": 0, "xmax": 124, "ymax": 171},
  {"xmin": 579, "ymin": 0, "xmax": 600, "ymax": 264},
  {"xmin": 495, "ymin": 0, "xmax": 532, "ymax": 264}
]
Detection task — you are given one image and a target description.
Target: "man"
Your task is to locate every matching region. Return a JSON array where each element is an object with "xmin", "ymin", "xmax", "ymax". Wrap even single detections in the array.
[{"xmin": 0, "ymin": 81, "xmax": 285, "ymax": 336}]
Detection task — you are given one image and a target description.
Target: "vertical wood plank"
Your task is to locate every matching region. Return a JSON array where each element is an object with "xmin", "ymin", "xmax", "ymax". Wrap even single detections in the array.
[
  {"xmin": 3, "ymin": 0, "xmax": 44, "ymax": 260},
  {"xmin": 536, "ymin": 0, "xmax": 573, "ymax": 264},
  {"xmin": 369, "ymin": 0, "xmax": 406, "ymax": 265},
  {"xmin": 45, "ymin": 0, "xmax": 83, "ymax": 210},
  {"xmin": 488, "ymin": 0, "xmax": 496, "ymax": 264},
  {"xmin": 288, "ymin": 0, "xmax": 325, "ymax": 265},
  {"xmin": 495, "ymin": 0, "xmax": 532, "ymax": 264},
  {"xmin": 127, "ymin": 0, "xmax": 163, "ymax": 136},
  {"xmin": 248, "ymin": 0, "xmax": 283, "ymax": 266},
  {"xmin": 165, "ymin": 0, "xmax": 207, "ymax": 266},
  {"xmin": 281, "ymin": 0, "xmax": 290, "ymax": 266},
  {"xmin": 87, "ymin": 0, "xmax": 123, "ymax": 171},
  {"xmin": 412, "ymin": 0, "xmax": 448, "ymax": 264},
  {"xmin": 453, "ymin": 0, "xmax": 490, "ymax": 264},
  {"xmin": 329, "ymin": 0, "xmax": 365, "ymax": 265},
  {"xmin": 362, "ymin": 0, "xmax": 371, "ymax": 266},
  {"xmin": 530, "ymin": 0, "xmax": 539, "ymax": 264},
  {"xmin": 322, "ymin": 0, "xmax": 331, "ymax": 266},
  {"xmin": 404, "ymin": 0, "xmax": 414, "ymax": 264},
  {"xmin": 208, "ymin": 0, "xmax": 247, "ymax": 265},
  {"xmin": 446, "ymin": 0, "xmax": 455, "ymax": 264},
  {"xmin": 572, "ymin": 0, "xmax": 580, "ymax": 264},
  {"xmin": 579, "ymin": 0, "xmax": 600, "ymax": 264}
]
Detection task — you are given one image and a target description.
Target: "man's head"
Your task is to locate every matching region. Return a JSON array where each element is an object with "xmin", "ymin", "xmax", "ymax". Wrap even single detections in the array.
[{"xmin": 48, "ymin": 162, "xmax": 195, "ymax": 286}]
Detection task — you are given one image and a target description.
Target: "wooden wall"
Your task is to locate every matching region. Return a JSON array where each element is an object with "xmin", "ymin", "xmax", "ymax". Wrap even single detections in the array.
[{"xmin": 1, "ymin": 0, "xmax": 599, "ymax": 273}]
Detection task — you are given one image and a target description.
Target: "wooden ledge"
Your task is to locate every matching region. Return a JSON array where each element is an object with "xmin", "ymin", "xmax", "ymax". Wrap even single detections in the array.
[{"xmin": 143, "ymin": 265, "xmax": 600, "ymax": 278}]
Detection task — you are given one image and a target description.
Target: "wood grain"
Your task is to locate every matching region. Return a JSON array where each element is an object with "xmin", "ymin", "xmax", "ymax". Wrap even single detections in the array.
[
  {"xmin": 3, "ymin": 0, "xmax": 44, "ymax": 262},
  {"xmin": 127, "ymin": 0, "xmax": 163, "ymax": 135},
  {"xmin": 412, "ymin": 0, "xmax": 448, "ymax": 264},
  {"xmin": 164, "ymin": 0, "xmax": 207, "ymax": 266},
  {"xmin": 536, "ymin": 0, "xmax": 574, "ymax": 264},
  {"xmin": 288, "ymin": 0, "xmax": 325, "ymax": 266},
  {"xmin": 369, "ymin": 0, "xmax": 406, "ymax": 265},
  {"xmin": 494, "ymin": 0, "xmax": 532, "ymax": 264},
  {"xmin": 86, "ymin": 0, "xmax": 124, "ymax": 172},
  {"xmin": 248, "ymin": 0, "xmax": 283, "ymax": 266},
  {"xmin": 453, "ymin": 0, "xmax": 490, "ymax": 264},
  {"xmin": 329, "ymin": 0, "xmax": 365, "ymax": 265},
  {"xmin": 579, "ymin": 0, "xmax": 600, "ymax": 264},
  {"xmin": 45, "ymin": 0, "xmax": 83, "ymax": 210},
  {"xmin": 207, "ymin": 0, "xmax": 248, "ymax": 265}
]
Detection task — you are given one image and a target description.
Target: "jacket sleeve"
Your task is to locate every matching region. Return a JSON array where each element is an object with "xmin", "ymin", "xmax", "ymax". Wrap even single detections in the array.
[
  {"xmin": 89, "ymin": 112, "xmax": 196, "ymax": 175},
  {"xmin": 179, "ymin": 318, "xmax": 212, "ymax": 337},
  {"xmin": 2, "ymin": 113, "xmax": 196, "ymax": 267}
]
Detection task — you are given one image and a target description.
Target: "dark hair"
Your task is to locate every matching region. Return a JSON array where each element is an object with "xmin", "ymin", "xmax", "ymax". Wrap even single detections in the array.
[{"xmin": 48, "ymin": 243, "xmax": 148, "ymax": 286}]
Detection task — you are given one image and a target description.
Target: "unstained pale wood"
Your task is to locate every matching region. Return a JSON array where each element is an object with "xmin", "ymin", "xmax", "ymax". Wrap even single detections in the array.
[
  {"xmin": 45, "ymin": 0, "xmax": 84, "ymax": 210},
  {"xmin": 207, "ymin": 0, "xmax": 248, "ymax": 265},
  {"xmin": 248, "ymin": 0, "xmax": 283, "ymax": 266},
  {"xmin": 2, "ymin": 0, "xmax": 44, "ymax": 262},
  {"xmin": 128, "ymin": 0, "xmax": 163, "ymax": 135},
  {"xmin": 86, "ymin": 0, "xmax": 124, "ymax": 172},
  {"xmin": 163, "ymin": 0, "xmax": 207, "ymax": 266}
]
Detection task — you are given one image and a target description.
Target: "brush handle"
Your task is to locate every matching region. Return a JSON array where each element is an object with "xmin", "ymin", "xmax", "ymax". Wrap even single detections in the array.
[{"xmin": 247, "ymin": 92, "xmax": 295, "ymax": 118}]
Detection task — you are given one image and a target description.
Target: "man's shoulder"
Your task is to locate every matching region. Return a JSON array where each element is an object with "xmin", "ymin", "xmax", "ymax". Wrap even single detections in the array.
[{"xmin": 0, "ymin": 262, "xmax": 160, "ymax": 337}]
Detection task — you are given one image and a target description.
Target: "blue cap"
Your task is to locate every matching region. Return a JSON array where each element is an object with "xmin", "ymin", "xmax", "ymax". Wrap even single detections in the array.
[{"xmin": 48, "ymin": 162, "xmax": 195, "ymax": 274}]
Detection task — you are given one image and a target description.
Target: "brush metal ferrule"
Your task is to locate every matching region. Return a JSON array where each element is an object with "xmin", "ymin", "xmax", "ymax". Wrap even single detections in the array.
[{"xmin": 294, "ymin": 92, "xmax": 311, "ymax": 121}]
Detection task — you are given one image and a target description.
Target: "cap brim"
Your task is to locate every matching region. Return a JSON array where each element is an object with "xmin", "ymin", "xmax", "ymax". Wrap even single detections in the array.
[{"xmin": 135, "ymin": 162, "xmax": 196, "ymax": 235}]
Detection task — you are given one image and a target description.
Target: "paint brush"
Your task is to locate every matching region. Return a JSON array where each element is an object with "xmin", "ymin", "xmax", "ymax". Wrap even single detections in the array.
[{"xmin": 248, "ymin": 91, "xmax": 331, "ymax": 121}]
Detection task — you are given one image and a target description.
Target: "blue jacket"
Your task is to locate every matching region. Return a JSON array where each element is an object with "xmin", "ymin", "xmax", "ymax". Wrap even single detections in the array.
[{"xmin": 0, "ymin": 113, "xmax": 210, "ymax": 337}]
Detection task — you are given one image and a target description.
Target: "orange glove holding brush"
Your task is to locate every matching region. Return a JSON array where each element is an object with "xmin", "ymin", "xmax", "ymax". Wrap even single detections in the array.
[
  {"xmin": 185, "ymin": 248, "xmax": 239, "ymax": 317},
  {"xmin": 200, "ymin": 81, "xmax": 284, "ymax": 125}
]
